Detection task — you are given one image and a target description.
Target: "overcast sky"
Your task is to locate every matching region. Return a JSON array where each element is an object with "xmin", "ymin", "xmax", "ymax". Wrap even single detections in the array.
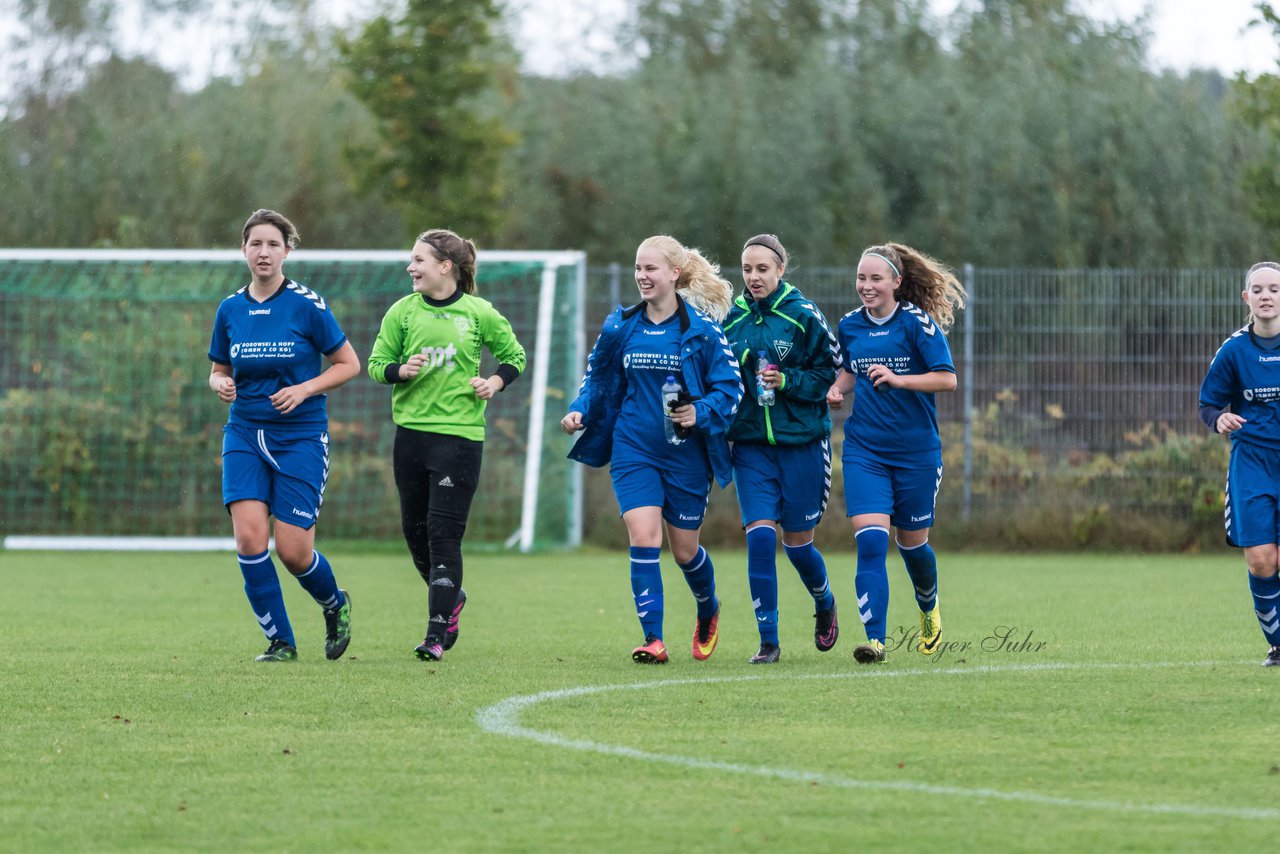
[
  {"xmin": 6, "ymin": 0, "xmax": 1277, "ymax": 91},
  {"xmin": 516, "ymin": 0, "xmax": 1280, "ymax": 78}
]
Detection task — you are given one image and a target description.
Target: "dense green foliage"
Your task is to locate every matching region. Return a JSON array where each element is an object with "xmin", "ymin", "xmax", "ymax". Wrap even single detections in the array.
[
  {"xmin": 338, "ymin": 0, "xmax": 515, "ymax": 242},
  {"xmin": 0, "ymin": 0, "xmax": 1276, "ymax": 264}
]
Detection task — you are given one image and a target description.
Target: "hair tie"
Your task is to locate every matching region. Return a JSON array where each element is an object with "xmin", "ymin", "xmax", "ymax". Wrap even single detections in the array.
[
  {"xmin": 862, "ymin": 252, "xmax": 900, "ymax": 278},
  {"xmin": 745, "ymin": 238, "xmax": 785, "ymax": 266}
]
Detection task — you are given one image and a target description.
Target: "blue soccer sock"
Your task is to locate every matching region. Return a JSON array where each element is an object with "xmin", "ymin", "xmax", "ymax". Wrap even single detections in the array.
[
  {"xmin": 1248, "ymin": 572, "xmax": 1280, "ymax": 646},
  {"xmin": 630, "ymin": 546, "xmax": 664, "ymax": 641},
  {"xmin": 898, "ymin": 539, "xmax": 938, "ymax": 612},
  {"xmin": 239, "ymin": 550, "xmax": 294, "ymax": 647},
  {"xmin": 293, "ymin": 550, "xmax": 344, "ymax": 611},
  {"xmin": 678, "ymin": 546, "xmax": 719, "ymax": 620},
  {"xmin": 854, "ymin": 527, "xmax": 890, "ymax": 643},
  {"xmin": 746, "ymin": 525, "xmax": 780, "ymax": 645},
  {"xmin": 784, "ymin": 539, "xmax": 835, "ymax": 611}
]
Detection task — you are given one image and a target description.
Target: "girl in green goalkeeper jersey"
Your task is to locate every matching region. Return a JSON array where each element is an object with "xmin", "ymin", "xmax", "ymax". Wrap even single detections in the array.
[{"xmin": 368, "ymin": 229, "xmax": 527, "ymax": 662}]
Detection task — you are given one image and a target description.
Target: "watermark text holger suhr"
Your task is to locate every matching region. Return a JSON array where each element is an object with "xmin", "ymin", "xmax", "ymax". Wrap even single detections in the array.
[{"xmin": 883, "ymin": 625, "xmax": 1047, "ymax": 660}]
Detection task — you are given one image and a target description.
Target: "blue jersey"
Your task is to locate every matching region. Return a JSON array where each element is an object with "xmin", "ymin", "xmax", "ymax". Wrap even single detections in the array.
[
  {"xmin": 1199, "ymin": 325, "xmax": 1280, "ymax": 452},
  {"xmin": 614, "ymin": 312, "xmax": 708, "ymax": 467},
  {"xmin": 208, "ymin": 279, "xmax": 347, "ymax": 432},
  {"xmin": 836, "ymin": 301, "xmax": 955, "ymax": 467}
]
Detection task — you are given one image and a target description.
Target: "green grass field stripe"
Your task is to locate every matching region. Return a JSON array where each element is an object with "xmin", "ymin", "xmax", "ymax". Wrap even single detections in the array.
[{"xmin": 477, "ymin": 660, "xmax": 1280, "ymax": 822}]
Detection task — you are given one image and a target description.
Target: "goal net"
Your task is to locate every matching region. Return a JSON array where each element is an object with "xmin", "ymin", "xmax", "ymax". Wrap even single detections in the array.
[{"xmin": 0, "ymin": 249, "xmax": 585, "ymax": 552}]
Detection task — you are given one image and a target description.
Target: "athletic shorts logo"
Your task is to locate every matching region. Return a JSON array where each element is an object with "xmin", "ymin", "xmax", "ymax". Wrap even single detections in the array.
[
  {"xmin": 439, "ymin": 476, "xmax": 454, "ymax": 487},
  {"xmin": 291, "ymin": 507, "xmax": 315, "ymax": 520},
  {"xmin": 678, "ymin": 513, "xmax": 700, "ymax": 521}
]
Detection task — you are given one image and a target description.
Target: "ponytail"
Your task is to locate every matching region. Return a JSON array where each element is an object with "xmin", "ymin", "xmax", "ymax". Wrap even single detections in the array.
[
  {"xmin": 639, "ymin": 235, "xmax": 733, "ymax": 322},
  {"xmin": 862, "ymin": 242, "xmax": 966, "ymax": 332},
  {"xmin": 417, "ymin": 228, "xmax": 479, "ymax": 295}
]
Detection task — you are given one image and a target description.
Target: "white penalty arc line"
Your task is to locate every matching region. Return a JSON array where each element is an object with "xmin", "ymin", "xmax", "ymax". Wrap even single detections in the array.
[{"xmin": 475, "ymin": 659, "xmax": 1280, "ymax": 822}]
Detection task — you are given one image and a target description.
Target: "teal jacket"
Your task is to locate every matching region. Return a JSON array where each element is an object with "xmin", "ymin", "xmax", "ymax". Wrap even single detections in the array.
[{"xmin": 722, "ymin": 282, "xmax": 841, "ymax": 446}]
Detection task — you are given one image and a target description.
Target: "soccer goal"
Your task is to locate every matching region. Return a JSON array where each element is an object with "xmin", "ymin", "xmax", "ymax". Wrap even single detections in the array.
[{"xmin": 0, "ymin": 248, "xmax": 586, "ymax": 552}]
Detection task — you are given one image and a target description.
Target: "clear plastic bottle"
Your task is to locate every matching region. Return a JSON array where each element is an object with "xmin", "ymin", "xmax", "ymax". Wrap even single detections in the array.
[
  {"xmin": 757, "ymin": 350, "xmax": 776, "ymax": 407},
  {"xmin": 661, "ymin": 374, "xmax": 686, "ymax": 445}
]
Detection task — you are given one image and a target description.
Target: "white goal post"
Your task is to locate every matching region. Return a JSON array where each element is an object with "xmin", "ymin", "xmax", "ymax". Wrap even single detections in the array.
[{"xmin": 0, "ymin": 248, "xmax": 586, "ymax": 553}]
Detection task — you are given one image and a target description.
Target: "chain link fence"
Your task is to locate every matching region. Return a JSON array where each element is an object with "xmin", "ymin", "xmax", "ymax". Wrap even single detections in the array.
[{"xmin": 577, "ymin": 264, "xmax": 1243, "ymax": 551}]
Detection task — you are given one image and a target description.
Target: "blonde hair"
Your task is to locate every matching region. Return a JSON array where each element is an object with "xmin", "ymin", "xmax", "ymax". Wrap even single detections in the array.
[
  {"xmin": 1245, "ymin": 261, "xmax": 1280, "ymax": 324},
  {"xmin": 861, "ymin": 242, "xmax": 967, "ymax": 332},
  {"xmin": 639, "ymin": 235, "xmax": 733, "ymax": 321}
]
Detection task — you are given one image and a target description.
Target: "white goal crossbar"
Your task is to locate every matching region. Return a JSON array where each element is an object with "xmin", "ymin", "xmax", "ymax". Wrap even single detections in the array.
[{"xmin": 0, "ymin": 248, "xmax": 586, "ymax": 553}]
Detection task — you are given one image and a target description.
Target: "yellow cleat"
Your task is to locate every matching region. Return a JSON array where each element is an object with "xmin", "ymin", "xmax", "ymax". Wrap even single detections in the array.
[
  {"xmin": 852, "ymin": 638, "xmax": 886, "ymax": 664},
  {"xmin": 918, "ymin": 604, "xmax": 942, "ymax": 655},
  {"xmin": 692, "ymin": 605, "xmax": 720, "ymax": 661}
]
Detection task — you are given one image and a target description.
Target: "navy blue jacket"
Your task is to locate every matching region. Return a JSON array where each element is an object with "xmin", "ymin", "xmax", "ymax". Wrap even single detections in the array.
[{"xmin": 567, "ymin": 295, "xmax": 744, "ymax": 487}]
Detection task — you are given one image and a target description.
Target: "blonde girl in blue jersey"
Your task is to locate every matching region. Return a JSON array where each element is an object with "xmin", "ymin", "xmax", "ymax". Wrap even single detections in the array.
[
  {"xmin": 1198, "ymin": 261, "xmax": 1280, "ymax": 666},
  {"xmin": 208, "ymin": 209, "xmax": 360, "ymax": 662},
  {"xmin": 826, "ymin": 242, "xmax": 965, "ymax": 664},
  {"xmin": 561, "ymin": 235, "xmax": 742, "ymax": 664}
]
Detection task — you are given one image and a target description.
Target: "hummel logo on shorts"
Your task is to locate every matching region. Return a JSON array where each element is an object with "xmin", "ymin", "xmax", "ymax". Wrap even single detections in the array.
[{"xmin": 438, "ymin": 476, "xmax": 454, "ymax": 487}]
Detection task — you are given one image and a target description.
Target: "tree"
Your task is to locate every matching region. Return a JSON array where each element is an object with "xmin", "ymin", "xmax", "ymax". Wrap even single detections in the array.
[
  {"xmin": 1233, "ymin": 2, "xmax": 1280, "ymax": 250},
  {"xmin": 338, "ymin": 0, "xmax": 515, "ymax": 242}
]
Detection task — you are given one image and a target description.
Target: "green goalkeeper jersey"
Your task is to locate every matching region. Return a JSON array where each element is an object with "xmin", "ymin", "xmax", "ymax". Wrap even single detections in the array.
[{"xmin": 368, "ymin": 290, "xmax": 527, "ymax": 441}]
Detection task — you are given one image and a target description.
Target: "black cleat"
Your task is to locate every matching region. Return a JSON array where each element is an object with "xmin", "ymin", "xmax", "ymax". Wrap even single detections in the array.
[
  {"xmin": 749, "ymin": 643, "xmax": 781, "ymax": 664},
  {"xmin": 814, "ymin": 603, "xmax": 839, "ymax": 652},
  {"xmin": 256, "ymin": 638, "xmax": 297, "ymax": 662},
  {"xmin": 415, "ymin": 637, "xmax": 445, "ymax": 661},
  {"xmin": 323, "ymin": 589, "xmax": 352, "ymax": 661},
  {"xmin": 444, "ymin": 589, "xmax": 467, "ymax": 651}
]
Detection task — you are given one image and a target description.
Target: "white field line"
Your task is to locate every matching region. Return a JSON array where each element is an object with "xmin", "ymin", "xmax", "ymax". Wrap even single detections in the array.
[{"xmin": 475, "ymin": 659, "xmax": 1280, "ymax": 821}]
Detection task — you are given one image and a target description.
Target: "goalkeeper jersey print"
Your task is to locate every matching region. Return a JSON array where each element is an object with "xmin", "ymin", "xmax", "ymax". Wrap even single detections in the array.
[
  {"xmin": 367, "ymin": 290, "xmax": 527, "ymax": 442},
  {"xmin": 207, "ymin": 279, "xmax": 347, "ymax": 432},
  {"xmin": 1200, "ymin": 326, "xmax": 1280, "ymax": 452},
  {"xmin": 836, "ymin": 301, "xmax": 955, "ymax": 467}
]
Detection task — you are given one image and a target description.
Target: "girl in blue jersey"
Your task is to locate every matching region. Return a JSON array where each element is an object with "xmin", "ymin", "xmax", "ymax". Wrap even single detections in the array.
[
  {"xmin": 561, "ymin": 235, "xmax": 743, "ymax": 664},
  {"xmin": 208, "ymin": 209, "xmax": 361, "ymax": 663},
  {"xmin": 1198, "ymin": 261, "xmax": 1280, "ymax": 666},
  {"xmin": 723, "ymin": 234, "xmax": 843, "ymax": 664},
  {"xmin": 826, "ymin": 243, "xmax": 966, "ymax": 664}
]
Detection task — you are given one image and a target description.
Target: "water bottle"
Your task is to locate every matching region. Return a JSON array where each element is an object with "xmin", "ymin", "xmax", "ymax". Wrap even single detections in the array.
[
  {"xmin": 757, "ymin": 350, "xmax": 776, "ymax": 407},
  {"xmin": 661, "ymin": 374, "xmax": 686, "ymax": 445}
]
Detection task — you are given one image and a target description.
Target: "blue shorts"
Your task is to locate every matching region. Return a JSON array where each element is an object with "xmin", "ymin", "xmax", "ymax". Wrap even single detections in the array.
[
  {"xmin": 1226, "ymin": 440, "xmax": 1280, "ymax": 548},
  {"xmin": 843, "ymin": 451, "xmax": 942, "ymax": 530},
  {"xmin": 731, "ymin": 440, "xmax": 831, "ymax": 531},
  {"xmin": 221, "ymin": 424, "xmax": 330, "ymax": 529},
  {"xmin": 611, "ymin": 458, "xmax": 712, "ymax": 530}
]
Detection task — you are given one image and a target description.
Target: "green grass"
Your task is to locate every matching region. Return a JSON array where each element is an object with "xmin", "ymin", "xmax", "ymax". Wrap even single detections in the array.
[{"xmin": 3, "ymin": 548, "xmax": 1278, "ymax": 851}]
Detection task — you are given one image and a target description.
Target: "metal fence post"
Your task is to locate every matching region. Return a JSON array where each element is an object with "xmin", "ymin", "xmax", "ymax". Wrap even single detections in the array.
[
  {"xmin": 963, "ymin": 263, "xmax": 975, "ymax": 524},
  {"xmin": 608, "ymin": 262, "xmax": 621, "ymax": 307}
]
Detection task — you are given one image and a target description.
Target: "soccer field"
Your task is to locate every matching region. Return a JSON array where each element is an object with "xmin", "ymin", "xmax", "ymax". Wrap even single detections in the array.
[{"xmin": 3, "ymin": 548, "xmax": 1275, "ymax": 851}]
